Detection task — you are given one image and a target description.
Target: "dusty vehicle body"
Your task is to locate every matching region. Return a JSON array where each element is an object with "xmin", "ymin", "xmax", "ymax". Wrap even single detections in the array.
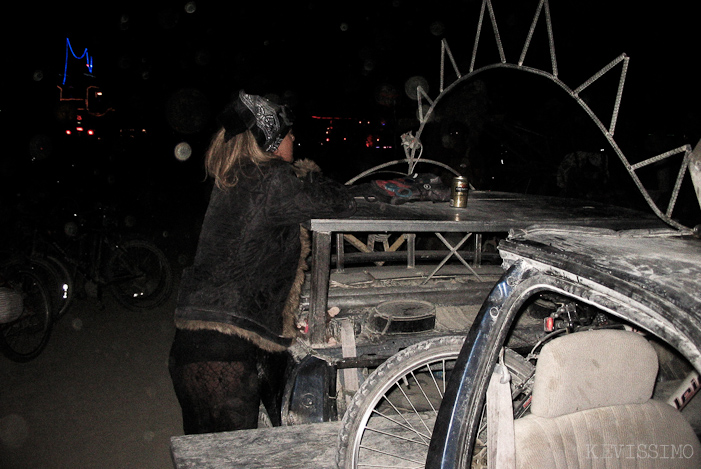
[
  {"xmin": 170, "ymin": 0, "xmax": 701, "ymax": 467},
  {"xmin": 287, "ymin": 193, "xmax": 669, "ymax": 424},
  {"xmin": 170, "ymin": 222, "xmax": 701, "ymax": 469},
  {"xmin": 427, "ymin": 225, "xmax": 701, "ymax": 468}
]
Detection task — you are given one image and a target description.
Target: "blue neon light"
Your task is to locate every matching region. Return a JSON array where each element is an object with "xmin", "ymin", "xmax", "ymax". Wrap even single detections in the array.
[{"xmin": 63, "ymin": 38, "xmax": 94, "ymax": 85}]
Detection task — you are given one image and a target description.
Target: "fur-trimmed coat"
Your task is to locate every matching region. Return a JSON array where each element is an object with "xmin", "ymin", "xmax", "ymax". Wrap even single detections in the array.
[{"xmin": 174, "ymin": 158, "xmax": 356, "ymax": 352}]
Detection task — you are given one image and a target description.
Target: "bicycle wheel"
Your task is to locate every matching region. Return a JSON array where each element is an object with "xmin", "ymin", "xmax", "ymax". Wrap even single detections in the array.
[
  {"xmin": 336, "ymin": 336, "xmax": 533, "ymax": 469},
  {"xmin": 0, "ymin": 269, "xmax": 53, "ymax": 362},
  {"xmin": 106, "ymin": 239, "xmax": 173, "ymax": 310},
  {"xmin": 29, "ymin": 256, "xmax": 74, "ymax": 319}
]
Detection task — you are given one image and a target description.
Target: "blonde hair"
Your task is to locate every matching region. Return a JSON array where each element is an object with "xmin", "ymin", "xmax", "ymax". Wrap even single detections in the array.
[{"xmin": 205, "ymin": 128, "xmax": 276, "ymax": 189}]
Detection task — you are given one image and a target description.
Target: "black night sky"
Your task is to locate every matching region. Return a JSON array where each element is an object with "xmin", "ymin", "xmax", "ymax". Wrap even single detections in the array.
[{"xmin": 5, "ymin": 0, "xmax": 700, "ymax": 244}]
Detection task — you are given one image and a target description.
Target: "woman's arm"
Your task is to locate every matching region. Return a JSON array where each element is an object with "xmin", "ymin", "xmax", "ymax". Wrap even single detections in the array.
[{"xmin": 264, "ymin": 160, "xmax": 356, "ymax": 225}]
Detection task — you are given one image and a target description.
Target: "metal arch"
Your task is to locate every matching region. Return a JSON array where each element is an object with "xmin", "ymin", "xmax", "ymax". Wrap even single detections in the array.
[
  {"xmin": 408, "ymin": 0, "xmax": 695, "ymax": 233},
  {"xmin": 345, "ymin": 158, "xmax": 460, "ymax": 185}
]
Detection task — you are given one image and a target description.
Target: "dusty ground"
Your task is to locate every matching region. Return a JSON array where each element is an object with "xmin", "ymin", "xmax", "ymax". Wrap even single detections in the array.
[{"xmin": 0, "ymin": 285, "xmax": 183, "ymax": 468}]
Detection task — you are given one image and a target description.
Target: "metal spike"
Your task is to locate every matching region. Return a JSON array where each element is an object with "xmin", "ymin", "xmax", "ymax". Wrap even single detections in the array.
[
  {"xmin": 519, "ymin": 0, "xmax": 558, "ymax": 76},
  {"xmin": 416, "ymin": 86, "xmax": 434, "ymax": 124},
  {"xmin": 440, "ymin": 39, "xmax": 462, "ymax": 93},
  {"xmin": 470, "ymin": 0, "xmax": 506, "ymax": 72}
]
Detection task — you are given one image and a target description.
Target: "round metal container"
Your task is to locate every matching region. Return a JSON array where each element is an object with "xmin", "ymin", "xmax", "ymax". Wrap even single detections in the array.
[
  {"xmin": 367, "ymin": 299, "xmax": 436, "ymax": 335},
  {"xmin": 450, "ymin": 176, "xmax": 469, "ymax": 208}
]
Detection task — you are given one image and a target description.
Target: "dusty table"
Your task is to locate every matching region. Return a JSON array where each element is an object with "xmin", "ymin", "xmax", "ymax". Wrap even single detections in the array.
[{"xmin": 304, "ymin": 192, "xmax": 665, "ymax": 344}]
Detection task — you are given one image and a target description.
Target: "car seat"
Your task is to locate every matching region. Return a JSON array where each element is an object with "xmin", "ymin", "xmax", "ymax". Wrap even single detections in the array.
[{"xmin": 513, "ymin": 329, "xmax": 701, "ymax": 468}]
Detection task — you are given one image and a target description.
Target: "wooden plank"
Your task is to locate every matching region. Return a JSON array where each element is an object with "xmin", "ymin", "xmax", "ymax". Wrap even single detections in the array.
[
  {"xmin": 170, "ymin": 422, "xmax": 342, "ymax": 469},
  {"xmin": 340, "ymin": 319, "xmax": 362, "ymax": 406},
  {"xmin": 310, "ymin": 231, "xmax": 332, "ymax": 345}
]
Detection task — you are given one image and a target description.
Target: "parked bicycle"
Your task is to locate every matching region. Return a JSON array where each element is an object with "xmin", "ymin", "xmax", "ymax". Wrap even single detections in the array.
[
  {"xmin": 25, "ymin": 203, "xmax": 174, "ymax": 313},
  {"xmin": 0, "ymin": 259, "xmax": 53, "ymax": 362}
]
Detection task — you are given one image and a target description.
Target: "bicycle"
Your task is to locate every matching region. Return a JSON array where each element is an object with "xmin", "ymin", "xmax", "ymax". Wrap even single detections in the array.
[
  {"xmin": 27, "ymin": 205, "xmax": 174, "ymax": 312},
  {"xmin": 336, "ymin": 336, "xmax": 534, "ymax": 468},
  {"xmin": 0, "ymin": 262, "xmax": 53, "ymax": 362}
]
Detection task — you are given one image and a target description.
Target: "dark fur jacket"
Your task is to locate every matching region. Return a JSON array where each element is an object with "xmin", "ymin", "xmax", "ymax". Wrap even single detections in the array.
[{"xmin": 174, "ymin": 158, "xmax": 356, "ymax": 352}]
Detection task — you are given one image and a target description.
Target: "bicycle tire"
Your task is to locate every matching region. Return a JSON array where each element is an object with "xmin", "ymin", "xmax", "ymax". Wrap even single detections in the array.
[
  {"xmin": 336, "ymin": 336, "xmax": 533, "ymax": 469},
  {"xmin": 29, "ymin": 256, "xmax": 74, "ymax": 319},
  {"xmin": 105, "ymin": 239, "xmax": 173, "ymax": 310},
  {"xmin": 0, "ymin": 269, "xmax": 53, "ymax": 362},
  {"xmin": 45, "ymin": 255, "xmax": 75, "ymax": 318}
]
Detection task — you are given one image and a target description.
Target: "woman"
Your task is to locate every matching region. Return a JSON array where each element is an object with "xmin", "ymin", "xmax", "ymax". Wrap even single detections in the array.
[{"xmin": 169, "ymin": 90, "xmax": 356, "ymax": 434}]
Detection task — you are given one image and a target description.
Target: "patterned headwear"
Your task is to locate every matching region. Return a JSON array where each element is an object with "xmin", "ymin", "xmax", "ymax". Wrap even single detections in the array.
[{"xmin": 217, "ymin": 90, "xmax": 294, "ymax": 152}]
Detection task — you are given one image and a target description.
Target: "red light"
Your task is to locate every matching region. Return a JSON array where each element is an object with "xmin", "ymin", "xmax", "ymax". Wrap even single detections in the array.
[
  {"xmin": 87, "ymin": 130, "xmax": 94, "ymax": 136},
  {"xmin": 76, "ymin": 127, "xmax": 84, "ymax": 132},
  {"xmin": 66, "ymin": 130, "xmax": 72, "ymax": 135},
  {"xmin": 544, "ymin": 317, "xmax": 554, "ymax": 332}
]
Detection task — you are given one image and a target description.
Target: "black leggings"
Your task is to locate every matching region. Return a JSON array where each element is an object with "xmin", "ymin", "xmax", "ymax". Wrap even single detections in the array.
[{"xmin": 168, "ymin": 329, "xmax": 266, "ymax": 434}]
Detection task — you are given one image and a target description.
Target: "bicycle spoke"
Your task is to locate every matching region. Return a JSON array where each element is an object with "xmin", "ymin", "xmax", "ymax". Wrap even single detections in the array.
[
  {"xmin": 395, "ymin": 376, "xmax": 434, "ymax": 437},
  {"xmin": 378, "ymin": 392, "xmax": 429, "ymax": 443},
  {"xmin": 363, "ymin": 426, "xmax": 430, "ymax": 447},
  {"xmin": 409, "ymin": 369, "xmax": 439, "ymax": 414},
  {"xmin": 367, "ymin": 410, "xmax": 431, "ymax": 444},
  {"xmin": 358, "ymin": 442, "xmax": 427, "ymax": 466}
]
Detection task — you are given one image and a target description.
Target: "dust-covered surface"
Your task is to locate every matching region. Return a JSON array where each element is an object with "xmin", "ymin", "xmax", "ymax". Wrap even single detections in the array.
[
  {"xmin": 503, "ymin": 227, "xmax": 701, "ymax": 314},
  {"xmin": 311, "ymin": 194, "xmax": 668, "ymax": 233},
  {"xmin": 0, "ymin": 293, "xmax": 182, "ymax": 468},
  {"xmin": 171, "ymin": 421, "xmax": 342, "ymax": 469}
]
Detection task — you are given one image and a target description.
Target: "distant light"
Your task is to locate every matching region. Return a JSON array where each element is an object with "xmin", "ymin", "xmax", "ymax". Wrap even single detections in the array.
[
  {"xmin": 76, "ymin": 127, "xmax": 84, "ymax": 132},
  {"xmin": 65, "ymin": 130, "xmax": 71, "ymax": 135},
  {"xmin": 311, "ymin": 116, "xmax": 351, "ymax": 120},
  {"xmin": 63, "ymin": 38, "xmax": 93, "ymax": 86},
  {"xmin": 174, "ymin": 142, "xmax": 192, "ymax": 161},
  {"xmin": 88, "ymin": 130, "xmax": 95, "ymax": 136}
]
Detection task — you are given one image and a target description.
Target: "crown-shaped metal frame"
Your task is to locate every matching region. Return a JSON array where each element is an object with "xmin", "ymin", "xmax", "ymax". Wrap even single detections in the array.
[{"xmin": 404, "ymin": 0, "xmax": 699, "ymax": 232}]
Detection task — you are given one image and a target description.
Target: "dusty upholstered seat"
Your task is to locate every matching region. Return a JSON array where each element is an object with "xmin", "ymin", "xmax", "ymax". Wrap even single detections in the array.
[{"xmin": 514, "ymin": 329, "xmax": 701, "ymax": 468}]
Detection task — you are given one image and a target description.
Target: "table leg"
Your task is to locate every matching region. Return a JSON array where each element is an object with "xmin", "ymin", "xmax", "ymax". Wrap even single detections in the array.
[
  {"xmin": 406, "ymin": 233, "xmax": 416, "ymax": 269},
  {"xmin": 423, "ymin": 232, "xmax": 484, "ymax": 284},
  {"xmin": 310, "ymin": 230, "xmax": 332, "ymax": 346},
  {"xmin": 335, "ymin": 233, "xmax": 345, "ymax": 273}
]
